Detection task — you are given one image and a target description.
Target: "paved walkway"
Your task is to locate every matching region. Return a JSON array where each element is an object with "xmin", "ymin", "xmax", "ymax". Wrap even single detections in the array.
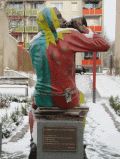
[
  {"xmin": 10, "ymin": 124, "xmax": 29, "ymax": 142},
  {"xmin": 102, "ymin": 103, "xmax": 120, "ymax": 132},
  {"xmin": 1, "ymin": 124, "xmax": 29, "ymax": 159}
]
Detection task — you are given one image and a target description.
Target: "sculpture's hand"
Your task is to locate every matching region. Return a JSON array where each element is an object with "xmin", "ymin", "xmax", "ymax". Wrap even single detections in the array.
[{"xmin": 84, "ymin": 28, "xmax": 94, "ymax": 38}]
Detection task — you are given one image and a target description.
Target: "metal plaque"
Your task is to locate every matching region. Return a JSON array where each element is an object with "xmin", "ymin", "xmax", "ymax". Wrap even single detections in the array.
[{"xmin": 43, "ymin": 126, "xmax": 77, "ymax": 152}]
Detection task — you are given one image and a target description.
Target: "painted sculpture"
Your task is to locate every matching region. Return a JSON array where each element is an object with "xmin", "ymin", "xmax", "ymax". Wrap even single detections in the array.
[{"xmin": 29, "ymin": 7, "xmax": 110, "ymax": 109}]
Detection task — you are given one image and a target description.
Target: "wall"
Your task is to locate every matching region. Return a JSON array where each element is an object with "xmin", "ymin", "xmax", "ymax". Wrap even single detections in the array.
[
  {"xmin": 114, "ymin": 0, "xmax": 120, "ymax": 74},
  {"xmin": 46, "ymin": 0, "xmax": 83, "ymax": 21},
  {"xmin": 0, "ymin": 9, "xmax": 18, "ymax": 75},
  {"xmin": 0, "ymin": 9, "xmax": 6, "ymax": 75},
  {"xmin": 4, "ymin": 35, "xmax": 18, "ymax": 71}
]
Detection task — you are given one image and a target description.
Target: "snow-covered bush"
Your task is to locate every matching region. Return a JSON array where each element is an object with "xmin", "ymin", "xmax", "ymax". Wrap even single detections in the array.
[
  {"xmin": 1, "ymin": 95, "xmax": 31, "ymax": 138},
  {"xmin": 8, "ymin": 96, "xmax": 30, "ymax": 103},
  {"xmin": 2, "ymin": 107, "xmax": 23, "ymax": 138},
  {"xmin": 0, "ymin": 95, "xmax": 30, "ymax": 108},
  {"xmin": 21, "ymin": 101, "xmax": 30, "ymax": 116},
  {"xmin": 2, "ymin": 113, "xmax": 16, "ymax": 138},
  {"xmin": 10, "ymin": 107, "xmax": 23, "ymax": 126},
  {"xmin": 1, "ymin": 104, "xmax": 30, "ymax": 138},
  {"xmin": 21, "ymin": 104, "xmax": 28, "ymax": 116},
  {"xmin": 109, "ymin": 96, "xmax": 120, "ymax": 116},
  {"xmin": 0, "ymin": 95, "xmax": 10, "ymax": 108}
]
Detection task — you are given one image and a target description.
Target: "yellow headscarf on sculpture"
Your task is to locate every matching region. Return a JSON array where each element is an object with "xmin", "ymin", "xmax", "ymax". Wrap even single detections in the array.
[{"xmin": 36, "ymin": 7, "xmax": 70, "ymax": 48}]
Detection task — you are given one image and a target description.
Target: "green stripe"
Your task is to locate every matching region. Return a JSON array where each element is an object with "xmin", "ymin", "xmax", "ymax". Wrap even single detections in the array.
[{"xmin": 29, "ymin": 32, "xmax": 53, "ymax": 107}]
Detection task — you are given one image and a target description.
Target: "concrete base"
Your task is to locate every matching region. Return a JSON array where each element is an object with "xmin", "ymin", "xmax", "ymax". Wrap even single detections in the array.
[
  {"xmin": 0, "ymin": 123, "xmax": 2, "ymax": 157},
  {"xmin": 34, "ymin": 108, "xmax": 87, "ymax": 159},
  {"xmin": 37, "ymin": 120, "xmax": 84, "ymax": 159}
]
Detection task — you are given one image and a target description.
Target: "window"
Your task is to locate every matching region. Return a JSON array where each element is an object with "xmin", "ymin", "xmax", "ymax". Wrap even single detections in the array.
[
  {"xmin": 9, "ymin": 3, "xmax": 23, "ymax": 9},
  {"xmin": 84, "ymin": 3, "xmax": 93, "ymax": 9},
  {"xmin": 84, "ymin": 3, "xmax": 99, "ymax": 9},
  {"xmin": 84, "ymin": 52, "xmax": 93, "ymax": 59},
  {"xmin": 26, "ymin": 3, "xmax": 31, "ymax": 9},
  {"xmin": 87, "ymin": 17, "xmax": 101, "ymax": 26},
  {"xmin": 28, "ymin": 18, "xmax": 37, "ymax": 26},
  {"xmin": 71, "ymin": 2, "xmax": 78, "ymax": 11},
  {"xmin": 15, "ymin": 3, "xmax": 23, "ymax": 9},
  {"xmin": 84, "ymin": 52, "xmax": 99, "ymax": 59},
  {"xmin": 51, "ymin": 2, "xmax": 63, "ymax": 10},
  {"xmin": 9, "ymin": 20, "xmax": 23, "ymax": 28}
]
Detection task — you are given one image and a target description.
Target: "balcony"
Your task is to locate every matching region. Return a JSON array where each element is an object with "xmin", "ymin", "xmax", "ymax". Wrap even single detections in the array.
[
  {"xmin": 14, "ymin": 26, "xmax": 24, "ymax": 32},
  {"xmin": 6, "ymin": 8, "xmax": 38, "ymax": 17},
  {"xmin": 25, "ymin": 9, "xmax": 37, "ymax": 16},
  {"xmin": 25, "ymin": 26, "xmax": 38, "ymax": 33},
  {"xmin": 82, "ymin": 59, "xmax": 101, "ymax": 66},
  {"xmin": 88, "ymin": 26, "xmax": 102, "ymax": 32},
  {"xmin": 83, "ymin": 8, "xmax": 102, "ymax": 16},
  {"xmin": 6, "ymin": 8, "xmax": 24, "ymax": 16},
  {"xmin": 12, "ymin": 26, "xmax": 38, "ymax": 33}
]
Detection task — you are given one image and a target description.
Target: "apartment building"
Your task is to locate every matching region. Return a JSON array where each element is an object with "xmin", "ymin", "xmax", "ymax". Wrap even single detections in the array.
[
  {"xmin": 81, "ymin": 0, "xmax": 103, "ymax": 72},
  {"xmin": 6, "ymin": 0, "xmax": 103, "ymax": 72},
  {"xmin": 6, "ymin": 0, "xmax": 83, "ymax": 48},
  {"xmin": 46, "ymin": 0, "xmax": 83, "ymax": 20}
]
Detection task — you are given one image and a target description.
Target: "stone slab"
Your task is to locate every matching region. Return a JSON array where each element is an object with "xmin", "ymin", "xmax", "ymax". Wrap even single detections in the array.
[{"xmin": 37, "ymin": 120, "xmax": 84, "ymax": 159}]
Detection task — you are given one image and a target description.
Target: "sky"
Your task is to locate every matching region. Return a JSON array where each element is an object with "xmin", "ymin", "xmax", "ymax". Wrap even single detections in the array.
[{"xmin": 104, "ymin": 0, "xmax": 116, "ymax": 42}]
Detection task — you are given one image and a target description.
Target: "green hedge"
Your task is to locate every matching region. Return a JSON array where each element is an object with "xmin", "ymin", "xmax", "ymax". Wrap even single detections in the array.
[{"xmin": 109, "ymin": 96, "xmax": 120, "ymax": 116}]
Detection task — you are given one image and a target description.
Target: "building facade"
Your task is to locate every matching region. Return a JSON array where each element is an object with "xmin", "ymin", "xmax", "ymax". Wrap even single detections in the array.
[
  {"xmin": 46, "ymin": 0, "xmax": 103, "ymax": 72},
  {"xmin": 114, "ymin": 0, "xmax": 120, "ymax": 74},
  {"xmin": 6, "ymin": 0, "xmax": 103, "ymax": 72},
  {"xmin": 81, "ymin": 0, "xmax": 103, "ymax": 72},
  {"xmin": 6, "ymin": 0, "xmax": 46, "ymax": 49},
  {"xmin": 46, "ymin": 0, "xmax": 83, "ymax": 21}
]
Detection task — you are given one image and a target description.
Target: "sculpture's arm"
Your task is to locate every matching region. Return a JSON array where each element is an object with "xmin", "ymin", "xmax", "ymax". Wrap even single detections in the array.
[{"xmin": 67, "ymin": 30, "xmax": 110, "ymax": 53}]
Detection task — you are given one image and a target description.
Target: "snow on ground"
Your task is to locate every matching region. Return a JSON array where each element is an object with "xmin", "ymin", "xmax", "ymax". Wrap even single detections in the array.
[
  {"xmin": 85, "ymin": 101, "xmax": 120, "ymax": 159},
  {"xmin": 1, "ymin": 74, "xmax": 120, "ymax": 159},
  {"xmin": 76, "ymin": 74, "xmax": 92, "ymax": 100},
  {"xmin": 0, "ymin": 102, "xmax": 24, "ymax": 120},
  {"xmin": 2, "ymin": 117, "xmax": 30, "ymax": 156},
  {"xmin": 96, "ymin": 75, "xmax": 120, "ymax": 98},
  {"xmin": 76, "ymin": 74, "xmax": 120, "ymax": 159}
]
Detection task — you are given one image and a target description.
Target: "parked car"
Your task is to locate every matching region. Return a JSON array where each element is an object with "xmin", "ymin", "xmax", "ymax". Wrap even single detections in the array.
[{"xmin": 75, "ymin": 65, "xmax": 86, "ymax": 74}]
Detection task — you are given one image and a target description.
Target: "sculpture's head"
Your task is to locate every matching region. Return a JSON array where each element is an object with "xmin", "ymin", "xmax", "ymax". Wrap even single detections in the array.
[
  {"xmin": 37, "ymin": 7, "xmax": 66, "ymax": 32},
  {"xmin": 36, "ymin": 7, "xmax": 69, "ymax": 46},
  {"xmin": 53, "ymin": 7, "xmax": 67, "ymax": 28},
  {"xmin": 36, "ymin": 7, "xmax": 60, "ymax": 41}
]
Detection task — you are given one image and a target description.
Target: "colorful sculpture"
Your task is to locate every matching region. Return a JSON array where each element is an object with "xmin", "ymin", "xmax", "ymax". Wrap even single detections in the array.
[{"xmin": 29, "ymin": 7, "xmax": 110, "ymax": 109}]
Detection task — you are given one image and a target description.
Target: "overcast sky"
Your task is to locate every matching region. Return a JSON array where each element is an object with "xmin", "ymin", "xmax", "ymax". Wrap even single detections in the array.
[{"xmin": 104, "ymin": 0, "xmax": 116, "ymax": 42}]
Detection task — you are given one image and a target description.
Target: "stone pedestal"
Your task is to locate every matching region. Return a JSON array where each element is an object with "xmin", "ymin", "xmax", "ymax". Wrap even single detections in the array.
[
  {"xmin": 34, "ymin": 107, "xmax": 88, "ymax": 159},
  {"xmin": 0, "ymin": 123, "xmax": 2, "ymax": 157}
]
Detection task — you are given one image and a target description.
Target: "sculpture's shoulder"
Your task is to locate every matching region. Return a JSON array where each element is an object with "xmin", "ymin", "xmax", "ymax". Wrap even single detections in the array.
[
  {"xmin": 57, "ymin": 28, "xmax": 78, "ymax": 33},
  {"xmin": 56, "ymin": 28, "xmax": 80, "ymax": 39}
]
